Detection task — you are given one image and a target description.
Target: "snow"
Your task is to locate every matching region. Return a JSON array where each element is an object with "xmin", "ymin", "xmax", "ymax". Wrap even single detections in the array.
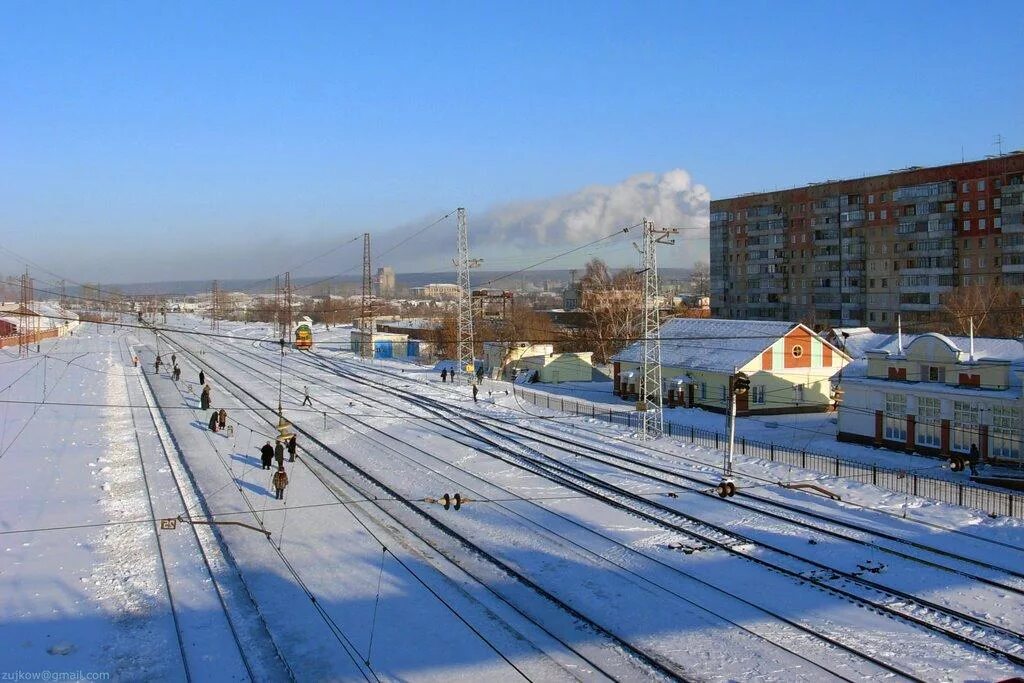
[
  {"xmin": 612, "ymin": 318, "xmax": 822, "ymax": 372},
  {"xmin": 3, "ymin": 315, "xmax": 1024, "ymax": 681}
]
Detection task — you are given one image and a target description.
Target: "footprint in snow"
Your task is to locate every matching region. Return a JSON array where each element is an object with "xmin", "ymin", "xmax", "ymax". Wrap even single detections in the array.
[{"xmin": 47, "ymin": 642, "xmax": 75, "ymax": 656}]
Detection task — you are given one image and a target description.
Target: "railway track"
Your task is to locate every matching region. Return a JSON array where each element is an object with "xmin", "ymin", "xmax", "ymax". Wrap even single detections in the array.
[
  {"xmin": 159, "ymin": 326, "xmax": 692, "ymax": 682},
  {"xmin": 274, "ymin": 344, "xmax": 1024, "ymax": 675},
  {"xmin": 118, "ymin": 336, "xmax": 272, "ymax": 680},
  {"xmin": 187, "ymin": 330, "xmax": 977, "ymax": 679}
]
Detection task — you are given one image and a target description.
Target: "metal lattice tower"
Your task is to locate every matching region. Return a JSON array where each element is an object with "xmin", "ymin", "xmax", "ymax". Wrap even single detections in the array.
[
  {"xmin": 454, "ymin": 208, "xmax": 480, "ymax": 380},
  {"xmin": 211, "ymin": 280, "xmax": 220, "ymax": 332},
  {"xmin": 638, "ymin": 217, "xmax": 678, "ymax": 440},
  {"xmin": 18, "ymin": 270, "xmax": 30, "ymax": 357},
  {"xmin": 274, "ymin": 275, "xmax": 281, "ymax": 337},
  {"xmin": 361, "ymin": 233, "xmax": 373, "ymax": 334},
  {"xmin": 284, "ymin": 271, "xmax": 293, "ymax": 341}
]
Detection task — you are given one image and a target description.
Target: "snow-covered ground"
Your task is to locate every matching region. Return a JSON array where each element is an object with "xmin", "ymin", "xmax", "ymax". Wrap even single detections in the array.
[{"xmin": 3, "ymin": 315, "xmax": 1024, "ymax": 681}]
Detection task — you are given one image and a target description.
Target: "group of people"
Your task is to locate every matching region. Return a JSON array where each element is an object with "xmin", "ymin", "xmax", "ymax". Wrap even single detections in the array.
[
  {"xmin": 260, "ymin": 436, "xmax": 298, "ymax": 500},
  {"xmin": 207, "ymin": 408, "xmax": 228, "ymax": 433},
  {"xmin": 439, "ymin": 367, "xmax": 485, "ymax": 403}
]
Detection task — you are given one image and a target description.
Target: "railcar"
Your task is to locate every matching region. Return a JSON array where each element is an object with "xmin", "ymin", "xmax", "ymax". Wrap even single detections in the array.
[{"xmin": 294, "ymin": 322, "xmax": 313, "ymax": 349}]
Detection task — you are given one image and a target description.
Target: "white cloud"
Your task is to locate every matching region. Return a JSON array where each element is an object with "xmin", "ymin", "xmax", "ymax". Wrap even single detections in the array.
[{"xmin": 473, "ymin": 169, "xmax": 710, "ymax": 248}]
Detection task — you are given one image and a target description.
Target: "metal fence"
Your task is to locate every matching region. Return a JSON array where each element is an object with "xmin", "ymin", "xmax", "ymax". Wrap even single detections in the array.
[{"xmin": 511, "ymin": 385, "xmax": 1024, "ymax": 518}]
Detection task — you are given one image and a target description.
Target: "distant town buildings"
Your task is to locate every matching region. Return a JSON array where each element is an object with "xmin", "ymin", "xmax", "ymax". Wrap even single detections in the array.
[
  {"xmin": 710, "ymin": 152, "xmax": 1024, "ymax": 329},
  {"xmin": 409, "ymin": 283, "xmax": 461, "ymax": 299},
  {"xmin": 376, "ymin": 266, "xmax": 395, "ymax": 298}
]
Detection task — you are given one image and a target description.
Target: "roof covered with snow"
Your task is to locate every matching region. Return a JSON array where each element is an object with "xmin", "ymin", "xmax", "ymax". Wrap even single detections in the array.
[
  {"xmin": 612, "ymin": 318, "xmax": 800, "ymax": 373},
  {"xmin": 866, "ymin": 332, "xmax": 1024, "ymax": 362}
]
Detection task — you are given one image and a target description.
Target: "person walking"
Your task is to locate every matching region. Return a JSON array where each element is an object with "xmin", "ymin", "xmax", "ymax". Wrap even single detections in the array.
[
  {"xmin": 968, "ymin": 443, "xmax": 981, "ymax": 476},
  {"xmin": 199, "ymin": 369, "xmax": 206, "ymax": 386},
  {"xmin": 287, "ymin": 435, "xmax": 297, "ymax": 462},
  {"xmin": 472, "ymin": 383, "xmax": 478, "ymax": 403},
  {"xmin": 154, "ymin": 356, "xmax": 162, "ymax": 373},
  {"xmin": 441, "ymin": 368, "xmax": 447, "ymax": 383},
  {"xmin": 272, "ymin": 465, "xmax": 289, "ymax": 500},
  {"xmin": 200, "ymin": 384, "xmax": 211, "ymax": 410},
  {"xmin": 274, "ymin": 440, "xmax": 285, "ymax": 468},
  {"xmin": 301, "ymin": 386, "xmax": 312, "ymax": 407},
  {"xmin": 171, "ymin": 353, "xmax": 176, "ymax": 366},
  {"xmin": 218, "ymin": 408, "xmax": 227, "ymax": 430},
  {"xmin": 260, "ymin": 442, "xmax": 274, "ymax": 470},
  {"xmin": 208, "ymin": 410, "xmax": 219, "ymax": 432}
]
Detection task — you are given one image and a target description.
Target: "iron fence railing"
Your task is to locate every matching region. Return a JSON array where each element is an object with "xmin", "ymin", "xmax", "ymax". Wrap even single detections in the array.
[{"xmin": 511, "ymin": 385, "xmax": 1024, "ymax": 518}]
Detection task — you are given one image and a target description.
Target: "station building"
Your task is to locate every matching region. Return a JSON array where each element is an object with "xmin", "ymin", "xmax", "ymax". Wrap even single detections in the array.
[
  {"xmin": 612, "ymin": 318, "xmax": 848, "ymax": 415},
  {"xmin": 837, "ymin": 332, "xmax": 1024, "ymax": 464}
]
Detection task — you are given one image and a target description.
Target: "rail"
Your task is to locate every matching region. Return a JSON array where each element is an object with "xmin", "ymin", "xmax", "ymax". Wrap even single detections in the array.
[{"xmin": 511, "ymin": 385, "xmax": 1024, "ymax": 518}]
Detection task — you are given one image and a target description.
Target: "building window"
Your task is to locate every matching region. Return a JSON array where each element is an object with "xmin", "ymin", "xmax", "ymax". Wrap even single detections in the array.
[
  {"xmin": 963, "ymin": 201, "xmax": 971, "ymax": 212},
  {"xmin": 881, "ymin": 209, "xmax": 888, "ymax": 220},
  {"xmin": 979, "ymin": 179, "xmax": 986, "ymax": 191},
  {"xmin": 917, "ymin": 396, "xmax": 941, "ymax": 448},
  {"xmin": 869, "ymin": 194, "xmax": 875, "ymax": 204},
  {"xmin": 868, "ymin": 211, "xmax": 875, "ymax": 220},
  {"xmin": 962, "ymin": 181, "xmax": 970, "ymax": 193},
  {"xmin": 885, "ymin": 393, "xmax": 907, "ymax": 441},
  {"xmin": 752, "ymin": 385, "xmax": 766, "ymax": 404},
  {"xmin": 979, "ymin": 218, "xmax": 986, "ymax": 230},
  {"xmin": 700, "ymin": 382, "xmax": 706, "ymax": 400},
  {"xmin": 994, "ymin": 197, "xmax": 1001, "ymax": 210},
  {"xmin": 979, "ymin": 257, "xmax": 986, "ymax": 268},
  {"xmin": 794, "ymin": 384, "xmax": 805, "ymax": 403},
  {"xmin": 995, "ymin": 217, "xmax": 1002, "ymax": 228},
  {"xmin": 992, "ymin": 406, "xmax": 1021, "ymax": 460},
  {"xmin": 979, "ymin": 199, "xmax": 986, "ymax": 211},
  {"xmin": 720, "ymin": 385, "xmax": 728, "ymax": 402},
  {"xmin": 952, "ymin": 401, "xmax": 980, "ymax": 453},
  {"xmin": 963, "ymin": 220, "xmax": 971, "ymax": 231},
  {"xmin": 791, "ymin": 344, "xmax": 804, "ymax": 358},
  {"xmin": 920, "ymin": 365, "xmax": 946, "ymax": 382},
  {"xmin": 869, "ymin": 312, "xmax": 876, "ymax": 322}
]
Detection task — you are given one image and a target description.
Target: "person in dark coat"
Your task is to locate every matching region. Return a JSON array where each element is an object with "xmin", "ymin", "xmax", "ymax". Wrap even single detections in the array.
[
  {"xmin": 154, "ymin": 356, "xmax": 162, "ymax": 373},
  {"xmin": 218, "ymin": 408, "xmax": 227, "ymax": 430},
  {"xmin": 200, "ymin": 385, "xmax": 211, "ymax": 410},
  {"xmin": 441, "ymin": 368, "xmax": 447, "ymax": 383},
  {"xmin": 260, "ymin": 442, "xmax": 274, "ymax": 469},
  {"xmin": 472, "ymin": 383, "xmax": 478, "ymax": 403},
  {"xmin": 208, "ymin": 410, "xmax": 219, "ymax": 432},
  {"xmin": 274, "ymin": 440, "xmax": 285, "ymax": 468},
  {"xmin": 272, "ymin": 465, "xmax": 289, "ymax": 500},
  {"xmin": 171, "ymin": 353, "xmax": 176, "ymax": 366},
  {"xmin": 287, "ymin": 435, "xmax": 297, "ymax": 462},
  {"xmin": 199, "ymin": 369, "xmax": 206, "ymax": 386},
  {"xmin": 968, "ymin": 443, "xmax": 981, "ymax": 475}
]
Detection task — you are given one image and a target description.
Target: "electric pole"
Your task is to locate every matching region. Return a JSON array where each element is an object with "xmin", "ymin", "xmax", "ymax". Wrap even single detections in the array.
[
  {"xmin": 455, "ymin": 208, "xmax": 481, "ymax": 381},
  {"xmin": 284, "ymin": 271, "xmax": 292, "ymax": 342},
  {"xmin": 211, "ymin": 280, "xmax": 220, "ymax": 332},
  {"xmin": 19, "ymin": 270, "xmax": 30, "ymax": 357},
  {"xmin": 638, "ymin": 218, "xmax": 677, "ymax": 440},
  {"xmin": 361, "ymin": 233, "xmax": 374, "ymax": 334}
]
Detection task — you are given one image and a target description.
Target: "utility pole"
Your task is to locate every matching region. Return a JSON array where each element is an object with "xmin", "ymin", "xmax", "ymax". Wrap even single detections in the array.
[
  {"xmin": 284, "ymin": 271, "xmax": 293, "ymax": 342},
  {"xmin": 19, "ymin": 270, "xmax": 30, "ymax": 357},
  {"xmin": 454, "ymin": 208, "xmax": 481, "ymax": 381},
  {"xmin": 59, "ymin": 280, "xmax": 66, "ymax": 309},
  {"xmin": 211, "ymin": 280, "xmax": 220, "ymax": 332},
  {"xmin": 360, "ymin": 233, "xmax": 374, "ymax": 358},
  {"xmin": 637, "ymin": 218, "xmax": 677, "ymax": 439},
  {"xmin": 274, "ymin": 275, "xmax": 281, "ymax": 340}
]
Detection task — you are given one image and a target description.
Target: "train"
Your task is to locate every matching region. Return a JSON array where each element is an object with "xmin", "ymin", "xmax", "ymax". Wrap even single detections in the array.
[{"xmin": 294, "ymin": 322, "xmax": 313, "ymax": 350}]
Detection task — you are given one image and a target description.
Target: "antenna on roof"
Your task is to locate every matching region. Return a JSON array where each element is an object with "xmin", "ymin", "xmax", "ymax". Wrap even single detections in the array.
[
  {"xmin": 897, "ymin": 315, "xmax": 904, "ymax": 355},
  {"xmin": 969, "ymin": 317, "xmax": 975, "ymax": 362}
]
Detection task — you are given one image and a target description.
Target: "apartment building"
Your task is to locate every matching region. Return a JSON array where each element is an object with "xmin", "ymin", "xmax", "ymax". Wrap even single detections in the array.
[{"xmin": 710, "ymin": 152, "xmax": 1024, "ymax": 329}]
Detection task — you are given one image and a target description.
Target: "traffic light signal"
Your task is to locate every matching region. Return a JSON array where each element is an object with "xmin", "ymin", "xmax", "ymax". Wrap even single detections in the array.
[{"xmin": 732, "ymin": 372, "xmax": 750, "ymax": 395}]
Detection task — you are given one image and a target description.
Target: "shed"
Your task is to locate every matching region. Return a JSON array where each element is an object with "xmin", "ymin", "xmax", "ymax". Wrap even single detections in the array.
[{"xmin": 517, "ymin": 352, "xmax": 594, "ymax": 383}]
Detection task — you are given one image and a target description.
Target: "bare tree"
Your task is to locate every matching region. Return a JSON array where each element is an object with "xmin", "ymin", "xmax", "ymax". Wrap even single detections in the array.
[
  {"xmin": 575, "ymin": 258, "xmax": 642, "ymax": 363},
  {"xmin": 937, "ymin": 283, "xmax": 1024, "ymax": 337},
  {"xmin": 689, "ymin": 261, "xmax": 710, "ymax": 298}
]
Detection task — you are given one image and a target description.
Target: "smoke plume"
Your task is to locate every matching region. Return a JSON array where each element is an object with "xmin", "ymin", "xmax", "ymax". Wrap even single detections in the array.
[{"xmin": 474, "ymin": 169, "xmax": 710, "ymax": 248}]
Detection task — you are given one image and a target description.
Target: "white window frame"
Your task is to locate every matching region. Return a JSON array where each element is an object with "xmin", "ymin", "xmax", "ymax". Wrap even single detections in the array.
[
  {"xmin": 952, "ymin": 401, "xmax": 979, "ymax": 453},
  {"xmin": 992, "ymin": 406, "xmax": 1021, "ymax": 460},
  {"xmin": 916, "ymin": 396, "xmax": 941, "ymax": 447},
  {"xmin": 885, "ymin": 392, "xmax": 907, "ymax": 441}
]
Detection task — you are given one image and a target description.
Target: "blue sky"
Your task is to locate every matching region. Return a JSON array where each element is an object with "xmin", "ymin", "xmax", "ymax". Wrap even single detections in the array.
[{"xmin": 2, "ymin": 1, "xmax": 1022, "ymax": 283}]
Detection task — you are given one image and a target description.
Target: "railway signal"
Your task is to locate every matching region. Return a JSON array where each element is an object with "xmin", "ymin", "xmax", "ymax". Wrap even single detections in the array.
[
  {"xmin": 719, "ymin": 371, "xmax": 749, "ymax": 497},
  {"xmin": 425, "ymin": 493, "xmax": 470, "ymax": 510}
]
